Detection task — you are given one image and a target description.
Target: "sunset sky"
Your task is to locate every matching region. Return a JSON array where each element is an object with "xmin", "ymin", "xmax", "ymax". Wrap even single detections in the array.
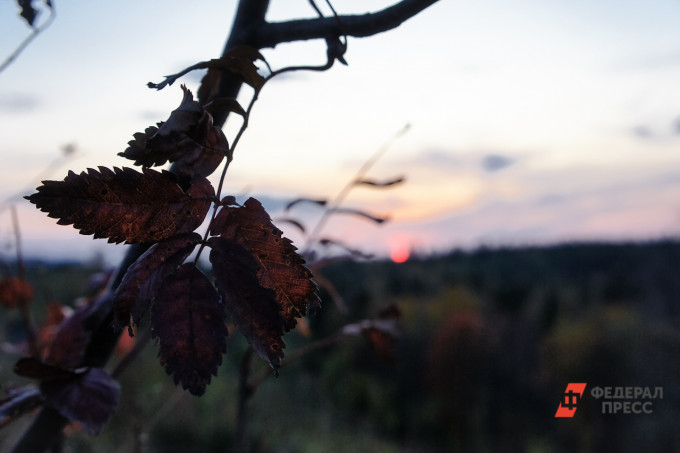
[{"xmin": 1, "ymin": 0, "xmax": 679, "ymax": 263}]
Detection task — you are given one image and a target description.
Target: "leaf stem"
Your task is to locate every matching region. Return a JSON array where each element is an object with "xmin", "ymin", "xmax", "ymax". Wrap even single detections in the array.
[{"xmin": 194, "ymin": 51, "xmax": 337, "ymax": 264}]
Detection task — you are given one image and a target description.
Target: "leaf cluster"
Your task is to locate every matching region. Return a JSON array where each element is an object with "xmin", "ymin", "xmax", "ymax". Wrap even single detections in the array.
[{"xmin": 24, "ymin": 49, "xmax": 320, "ymax": 397}]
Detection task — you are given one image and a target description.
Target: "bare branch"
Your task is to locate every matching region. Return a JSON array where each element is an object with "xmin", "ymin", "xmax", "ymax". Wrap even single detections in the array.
[{"xmin": 255, "ymin": 0, "xmax": 439, "ymax": 48}]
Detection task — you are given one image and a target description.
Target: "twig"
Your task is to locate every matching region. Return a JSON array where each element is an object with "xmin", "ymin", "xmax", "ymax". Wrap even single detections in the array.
[
  {"xmin": 0, "ymin": 4, "xmax": 56, "ymax": 74},
  {"xmin": 10, "ymin": 205, "xmax": 38, "ymax": 357},
  {"xmin": 303, "ymin": 124, "xmax": 410, "ymax": 253},
  {"xmin": 249, "ymin": 332, "xmax": 347, "ymax": 392}
]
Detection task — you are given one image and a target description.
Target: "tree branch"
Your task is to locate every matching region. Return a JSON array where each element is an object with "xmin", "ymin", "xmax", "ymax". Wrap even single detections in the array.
[
  {"xmin": 11, "ymin": 1, "xmax": 437, "ymax": 450},
  {"xmin": 255, "ymin": 0, "xmax": 439, "ymax": 48}
]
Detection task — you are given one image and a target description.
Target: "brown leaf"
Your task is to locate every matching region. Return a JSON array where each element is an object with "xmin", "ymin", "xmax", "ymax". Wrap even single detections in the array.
[
  {"xmin": 175, "ymin": 125, "xmax": 230, "ymax": 177},
  {"xmin": 156, "ymin": 85, "xmax": 204, "ymax": 137},
  {"xmin": 211, "ymin": 197, "xmax": 320, "ymax": 331},
  {"xmin": 208, "ymin": 237, "xmax": 285, "ymax": 372},
  {"xmin": 216, "ymin": 47, "xmax": 266, "ymax": 90},
  {"xmin": 113, "ymin": 232, "xmax": 202, "ymax": 332},
  {"xmin": 26, "ymin": 167, "xmax": 213, "ymax": 244},
  {"xmin": 0, "ymin": 277, "xmax": 33, "ymax": 309},
  {"xmin": 151, "ymin": 264, "xmax": 227, "ymax": 396},
  {"xmin": 120, "ymin": 86, "xmax": 228, "ymax": 178},
  {"xmin": 196, "ymin": 47, "xmax": 265, "ymax": 100}
]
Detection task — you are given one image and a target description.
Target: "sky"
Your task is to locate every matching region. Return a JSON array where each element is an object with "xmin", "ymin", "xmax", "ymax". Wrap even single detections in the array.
[{"xmin": 1, "ymin": 0, "xmax": 680, "ymax": 263}]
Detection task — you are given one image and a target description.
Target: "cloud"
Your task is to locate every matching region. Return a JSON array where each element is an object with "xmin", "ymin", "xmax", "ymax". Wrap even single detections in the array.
[
  {"xmin": 631, "ymin": 125, "xmax": 654, "ymax": 139},
  {"xmin": 630, "ymin": 117, "xmax": 680, "ymax": 140},
  {"xmin": 481, "ymin": 154, "xmax": 515, "ymax": 172},
  {"xmin": 409, "ymin": 149, "xmax": 520, "ymax": 173},
  {"xmin": 416, "ymin": 149, "xmax": 462, "ymax": 169},
  {"xmin": 0, "ymin": 93, "xmax": 40, "ymax": 113}
]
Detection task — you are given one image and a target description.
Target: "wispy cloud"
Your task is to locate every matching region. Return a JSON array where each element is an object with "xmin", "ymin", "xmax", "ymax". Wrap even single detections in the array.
[
  {"xmin": 629, "ymin": 116, "xmax": 680, "ymax": 141},
  {"xmin": 481, "ymin": 154, "xmax": 516, "ymax": 172},
  {"xmin": 0, "ymin": 92, "xmax": 40, "ymax": 114}
]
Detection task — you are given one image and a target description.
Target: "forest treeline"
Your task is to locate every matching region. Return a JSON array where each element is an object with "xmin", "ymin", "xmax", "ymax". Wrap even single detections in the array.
[{"xmin": 2, "ymin": 239, "xmax": 680, "ymax": 452}]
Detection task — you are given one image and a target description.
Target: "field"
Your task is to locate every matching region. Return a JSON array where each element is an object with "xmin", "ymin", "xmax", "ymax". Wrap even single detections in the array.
[{"xmin": 2, "ymin": 240, "xmax": 680, "ymax": 452}]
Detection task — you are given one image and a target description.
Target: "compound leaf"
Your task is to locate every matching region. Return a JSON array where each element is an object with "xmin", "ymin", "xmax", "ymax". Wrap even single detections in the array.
[
  {"xmin": 211, "ymin": 197, "xmax": 320, "ymax": 331},
  {"xmin": 113, "ymin": 232, "xmax": 202, "ymax": 332},
  {"xmin": 208, "ymin": 237, "xmax": 285, "ymax": 372},
  {"xmin": 151, "ymin": 263, "xmax": 227, "ymax": 396},
  {"xmin": 26, "ymin": 167, "xmax": 213, "ymax": 244}
]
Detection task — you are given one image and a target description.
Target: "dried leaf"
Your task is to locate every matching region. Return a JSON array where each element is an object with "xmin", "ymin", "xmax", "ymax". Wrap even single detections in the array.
[
  {"xmin": 151, "ymin": 264, "xmax": 227, "ymax": 396},
  {"xmin": 149, "ymin": 47, "xmax": 265, "ymax": 93},
  {"xmin": 318, "ymin": 238, "xmax": 375, "ymax": 259},
  {"xmin": 284, "ymin": 198, "xmax": 327, "ymax": 212},
  {"xmin": 353, "ymin": 175, "xmax": 405, "ymax": 188},
  {"xmin": 17, "ymin": 0, "xmax": 38, "ymax": 27},
  {"xmin": 175, "ymin": 124, "xmax": 230, "ymax": 177},
  {"xmin": 333, "ymin": 207, "xmax": 389, "ymax": 224},
  {"xmin": 157, "ymin": 85, "xmax": 204, "ymax": 137},
  {"xmin": 210, "ymin": 47, "xmax": 266, "ymax": 90},
  {"xmin": 0, "ymin": 277, "xmax": 33, "ymax": 309},
  {"xmin": 208, "ymin": 237, "xmax": 285, "ymax": 372},
  {"xmin": 41, "ymin": 368, "xmax": 120, "ymax": 435},
  {"xmin": 113, "ymin": 232, "xmax": 202, "ymax": 332},
  {"xmin": 211, "ymin": 197, "xmax": 320, "ymax": 330},
  {"xmin": 26, "ymin": 167, "xmax": 213, "ymax": 244},
  {"xmin": 197, "ymin": 68, "xmax": 222, "ymax": 105},
  {"xmin": 120, "ymin": 86, "xmax": 228, "ymax": 178}
]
